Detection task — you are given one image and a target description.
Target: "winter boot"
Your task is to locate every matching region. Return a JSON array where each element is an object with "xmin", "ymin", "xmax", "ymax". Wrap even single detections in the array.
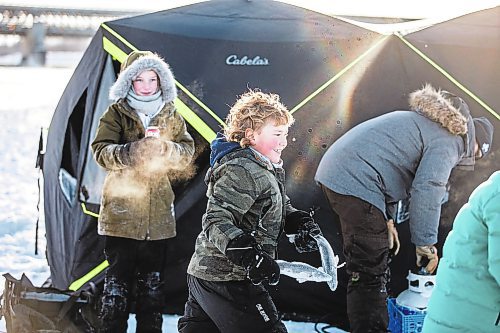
[
  {"xmin": 135, "ymin": 272, "xmax": 164, "ymax": 333},
  {"xmin": 98, "ymin": 276, "xmax": 129, "ymax": 333}
]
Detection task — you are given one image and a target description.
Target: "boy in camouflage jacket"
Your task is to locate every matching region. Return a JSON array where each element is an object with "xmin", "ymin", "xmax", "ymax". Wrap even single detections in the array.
[{"xmin": 178, "ymin": 90, "xmax": 322, "ymax": 333}]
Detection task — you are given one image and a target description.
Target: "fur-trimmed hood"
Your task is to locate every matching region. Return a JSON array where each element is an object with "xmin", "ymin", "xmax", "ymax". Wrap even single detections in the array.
[
  {"xmin": 408, "ymin": 84, "xmax": 468, "ymax": 135},
  {"xmin": 109, "ymin": 52, "xmax": 177, "ymax": 103},
  {"xmin": 409, "ymin": 84, "xmax": 476, "ymax": 169}
]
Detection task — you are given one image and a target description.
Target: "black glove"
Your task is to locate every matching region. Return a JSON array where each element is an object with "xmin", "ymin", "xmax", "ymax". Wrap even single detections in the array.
[
  {"xmin": 119, "ymin": 138, "xmax": 167, "ymax": 166},
  {"xmin": 226, "ymin": 233, "xmax": 280, "ymax": 285},
  {"xmin": 285, "ymin": 210, "xmax": 322, "ymax": 253},
  {"xmin": 247, "ymin": 250, "xmax": 280, "ymax": 286}
]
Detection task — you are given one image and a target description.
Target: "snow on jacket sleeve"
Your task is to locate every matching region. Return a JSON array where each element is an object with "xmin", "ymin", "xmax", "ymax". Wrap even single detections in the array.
[
  {"xmin": 92, "ymin": 102, "xmax": 194, "ymax": 171},
  {"xmin": 91, "ymin": 105, "xmax": 130, "ymax": 171}
]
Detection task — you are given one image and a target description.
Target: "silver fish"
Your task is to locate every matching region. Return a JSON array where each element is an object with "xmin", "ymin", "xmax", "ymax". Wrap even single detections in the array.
[
  {"xmin": 276, "ymin": 260, "xmax": 332, "ymax": 283},
  {"xmin": 313, "ymin": 234, "xmax": 341, "ymax": 291}
]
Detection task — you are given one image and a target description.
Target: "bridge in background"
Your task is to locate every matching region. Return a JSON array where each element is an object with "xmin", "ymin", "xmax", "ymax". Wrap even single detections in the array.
[
  {"xmin": 0, "ymin": 5, "xmax": 143, "ymax": 65},
  {"xmin": 0, "ymin": 3, "xmax": 415, "ymax": 66}
]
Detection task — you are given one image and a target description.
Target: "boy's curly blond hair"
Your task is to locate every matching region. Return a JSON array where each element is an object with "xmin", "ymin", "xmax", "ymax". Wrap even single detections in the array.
[{"xmin": 224, "ymin": 90, "xmax": 294, "ymax": 147}]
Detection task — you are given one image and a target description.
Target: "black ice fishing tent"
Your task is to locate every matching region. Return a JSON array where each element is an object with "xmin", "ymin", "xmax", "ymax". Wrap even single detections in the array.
[{"xmin": 39, "ymin": 0, "xmax": 499, "ymax": 329}]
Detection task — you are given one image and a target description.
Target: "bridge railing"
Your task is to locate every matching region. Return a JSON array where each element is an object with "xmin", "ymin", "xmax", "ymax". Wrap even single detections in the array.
[
  {"xmin": 0, "ymin": 5, "xmax": 142, "ymax": 36},
  {"xmin": 0, "ymin": 5, "xmax": 143, "ymax": 65}
]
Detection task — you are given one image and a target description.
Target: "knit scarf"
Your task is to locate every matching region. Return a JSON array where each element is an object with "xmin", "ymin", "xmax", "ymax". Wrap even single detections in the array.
[{"xmin": 126, "ymin": 89, "xmax": 164, "ymax": 117}]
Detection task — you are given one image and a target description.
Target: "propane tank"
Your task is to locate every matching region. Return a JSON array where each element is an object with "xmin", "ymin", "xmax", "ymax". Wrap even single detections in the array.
[{"xmin": 395, "ymin": 270, "xmax": 436, "ymax": 310}]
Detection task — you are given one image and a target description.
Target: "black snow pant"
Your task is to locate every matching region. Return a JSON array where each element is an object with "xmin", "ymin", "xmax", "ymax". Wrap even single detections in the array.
[
  {"xmin": 98, "ymin": 236, "xmax": 167, "ymax": 333},
  {"xmin": 322, "ymin": 186, "xmax": 390, "ymax": 333},
  {"xmin": 178, "ymin": 274, "xmax": 288, "ymax": 333}
]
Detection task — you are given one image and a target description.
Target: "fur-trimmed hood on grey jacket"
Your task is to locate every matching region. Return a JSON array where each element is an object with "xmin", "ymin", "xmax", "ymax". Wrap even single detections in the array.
[
  {"xmin": 109, "ymin": 51, "xmax": 177, "ymax": 103},
  {"xmin": 409, "ymin": 84, "xmax": 476, "ymax": 169},
  {"xmin": 315, "ymin": 83, "xmax": 484, "ymax": 246}
]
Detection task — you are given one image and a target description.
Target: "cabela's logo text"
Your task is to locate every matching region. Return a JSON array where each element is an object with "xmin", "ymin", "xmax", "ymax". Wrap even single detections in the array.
[{"xmin": 226, "ymin": 54, "xmax": 269, "ymax": 66}]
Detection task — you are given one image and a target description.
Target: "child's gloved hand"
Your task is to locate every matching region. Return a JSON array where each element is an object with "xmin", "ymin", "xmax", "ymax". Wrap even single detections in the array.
[
  {"xmin": 118, "ymin": 141, "xmax": 138, "ymax": 166},
  {"xmin": 119, "ymin": 138, "xmax": 168, "ymax": 166},
  {"xmin": 246, "ymin": 250, "xmax": 280, "ymax": 286},
  {"xmin": 225, "ymin": 233, "xmax": 280, "ymax": 285},
  {"xmin": 285, "ymin": 210, "xmax": 322, "ymax": 253},
  {"xmin": 138, "ymin": 137, "xmax": 168, "ymax": 156}
]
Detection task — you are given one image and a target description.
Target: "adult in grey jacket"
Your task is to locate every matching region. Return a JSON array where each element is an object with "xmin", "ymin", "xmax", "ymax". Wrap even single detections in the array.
[{"xmin": 314, "ymin": 84, "xmax": 494, "ymax": 333}]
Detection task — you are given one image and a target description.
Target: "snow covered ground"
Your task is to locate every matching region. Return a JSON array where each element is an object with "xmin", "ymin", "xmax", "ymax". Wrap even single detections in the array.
[
  {"xmin": 0, "ymin": 64, "xmax": 347, "ymax": 332},
  {"xmin": 0, "ymin": 66, "xmax": 71, "ymax": 331}
]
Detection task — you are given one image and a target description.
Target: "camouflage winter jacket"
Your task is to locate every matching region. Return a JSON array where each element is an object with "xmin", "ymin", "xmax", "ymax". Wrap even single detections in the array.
[
  {"xmin": 91, "ymin": 99, "xmax": 195, "ymax": 240},
  {"xmin": 187, "ymin": 146, "xmax": 296, "ymax": 281}
]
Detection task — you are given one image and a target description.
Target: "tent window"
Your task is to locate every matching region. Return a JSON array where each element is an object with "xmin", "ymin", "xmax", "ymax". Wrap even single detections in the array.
[
  {"xmin": 59, "ymin": 90, "xmax": 86, "ymax": 204},
  {"xmin": 59, "ymin": 168, "xmax": 77, "ymax": 204}
]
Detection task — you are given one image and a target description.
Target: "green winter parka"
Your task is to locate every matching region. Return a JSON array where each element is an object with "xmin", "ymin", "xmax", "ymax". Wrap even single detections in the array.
[
  {"xmin": 422, "ymin": 171, "xmax": 500, "ymax": 333},
  {"xmin": 91, "ymin": 99, "xmax": 195, "ymax": 240}
]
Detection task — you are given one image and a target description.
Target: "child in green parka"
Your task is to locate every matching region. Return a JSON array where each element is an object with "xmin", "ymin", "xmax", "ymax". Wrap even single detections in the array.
[{"xmin": 91, "ymin": 50, "xmax": 195, "ymax": 333}]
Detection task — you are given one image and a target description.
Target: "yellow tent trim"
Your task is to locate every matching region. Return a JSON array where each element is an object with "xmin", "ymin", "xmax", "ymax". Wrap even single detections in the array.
[
  {"xmin": 290, "ymin": 36, "xmax": 389, "ymax": 115},
  {"xmin": 81, "ymin": 202, "xmax": 99, "ymax": 218},
  {"xmin": 175, "ymin": 98, "xmax": 217, "ymax": 142},
  {"xmin": 68, "ymin": 260, "xmax": 109, "ymax": 291},
  {"xmin": 398, "ymin": 34, "xmax": 499, "ymax": 121},
  {"xmin": 102, "ymin": 37, "xmax": 128, "ymax": 63},
  {"xmin": 175, "ymin": 84, "xmax": 225, "ymax": 126},
  {"xmin": 101, "ymin": 23, "xmax": 138, "ymax": 52}
]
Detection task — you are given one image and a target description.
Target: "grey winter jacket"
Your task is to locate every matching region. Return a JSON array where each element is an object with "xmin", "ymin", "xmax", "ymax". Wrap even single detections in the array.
[
  {"xmin": 187, "ymin": 148, "xmax": 296, "ymax": 281},
  {"xmin": 315, "ymin": 85, "xmax": 477, "ymax": 246}
]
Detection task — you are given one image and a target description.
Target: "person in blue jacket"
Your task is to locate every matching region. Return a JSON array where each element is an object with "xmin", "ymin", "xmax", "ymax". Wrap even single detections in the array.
[{"xmin": 422, "ymin": 170, "xmax": 500, "ymax": 333}]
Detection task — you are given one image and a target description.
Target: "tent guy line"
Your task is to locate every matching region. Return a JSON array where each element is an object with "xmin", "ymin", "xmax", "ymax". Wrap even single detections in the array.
[{"xmin": 289, "ymin": 35, "xmax": 389, "ymax": 115}]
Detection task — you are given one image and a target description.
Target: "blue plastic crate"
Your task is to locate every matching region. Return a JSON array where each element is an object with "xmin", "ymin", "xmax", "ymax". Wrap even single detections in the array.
[{"xmin": 387, "ymin": 298, "xmax": 427, "ymax": 333}]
